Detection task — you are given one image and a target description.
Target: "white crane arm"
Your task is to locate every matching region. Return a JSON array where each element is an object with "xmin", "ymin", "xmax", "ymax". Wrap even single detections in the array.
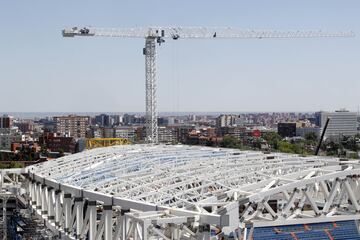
[{"xmin": 63, "ymin": 26, "xmax": 355, "ymax": 39}]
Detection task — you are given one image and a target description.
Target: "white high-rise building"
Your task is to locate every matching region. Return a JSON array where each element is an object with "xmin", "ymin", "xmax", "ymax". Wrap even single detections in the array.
[
  {"xmin": 315, "ymin": 109, "xmax": 357, "ymax": 138},
  {"xmin": 216, "ymin": 115, "xmax": 241, "ymax": 128},
  {"xmin": 0, "ymin": 128, "xmax": 23, "ymax": 150}
]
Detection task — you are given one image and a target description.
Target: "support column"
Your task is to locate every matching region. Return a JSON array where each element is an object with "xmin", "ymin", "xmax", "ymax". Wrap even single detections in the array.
[
  {"xmin": 75, "ymin": 197, "xmax": 84, "ymax": 239},
  {"xmin": 120, "ymin": 209, "xmax": 130, "ymax": 239},
  {"xmin": 198, "ymin": 225, "xmax": 211, "ymax": 240},
  {"xmin": 104, "ymin": 205, "xmax": 113, "ymax": 240},
  {"xmin": 41, "ymin": 185, "xmax": 48, "ymax": 216},
  {"xmin": 142, "ymin": 220, "xmax": 150, "ymax": 240},
  {"xmin": 64, "ymin": 193, "xmax": 72, "ymax": 234},
  {"xmin": 32, "ymin": 181, "xmax": 37, "ymax": 204},
  {"xmin": 344, "ymin": 178, "xmax": 360, "ymax": 211},
  {"xmin": 28, "ymin": 181, "xmax": 32, "ymax": 201},
  {"xmin": 48, "ymin": 188, "xmax": 55, "ymax": 221},
  {"xmin": 356, "ymin": 219, "xmax": 360, "ymax": 233},
  {"xmin": 133, "ymin": 221, "xmax": 138, "ymax": 240},
  {"xmin": 247, "ymin": 227, "xmax": 254, "ymax": 240},
  {"xmin": 2, "ymin": 197, "xmax": 6, "ymax": 222},
  {"xmin": 36, "ymin": 183, "xmax": 42, "ymax": 211},
  {"xmin": 242, "ymin": 227, "xmax": 248, "ymax": 240},
  {"xmin": 88, "ymin": 201, "xmax": 97, "ymax": 240},
  {"xmin": 55, "ymin": 190, "xmax": 62, "ymax": 228},
  {"xmin": 30, "ymin": 181, "xmax": 37, "ymax": 212},
  {"xmin": 172, "ymin": 224, "xmax": 180, "ymax": 240},
  {"xmin": 2, "ymin": 197, "xmax": 7, "ymax": 240},
  {"xmin": 0, "ymin": 171, "xmax": 3, "ymax": 190}
]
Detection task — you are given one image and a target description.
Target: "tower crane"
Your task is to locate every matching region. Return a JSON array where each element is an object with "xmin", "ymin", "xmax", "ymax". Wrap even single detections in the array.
[{"xmin": 62, "ymin": 27, "xmax": 354, "ymax": 144}]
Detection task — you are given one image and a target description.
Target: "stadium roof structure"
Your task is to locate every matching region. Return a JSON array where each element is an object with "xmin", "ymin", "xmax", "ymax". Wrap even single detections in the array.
[{"xmin": 28, "ymin": 144, "xmax": 360, "ymax": 239}]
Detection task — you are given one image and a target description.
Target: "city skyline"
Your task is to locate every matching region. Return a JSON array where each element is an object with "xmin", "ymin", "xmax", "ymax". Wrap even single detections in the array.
[
  {"xmin": 0, "ymin": 1, "xmax": 359, "ymax": 112},
  {"xmin": 1, "ymin": 109, "xmax": 357, "ymax": 120}
]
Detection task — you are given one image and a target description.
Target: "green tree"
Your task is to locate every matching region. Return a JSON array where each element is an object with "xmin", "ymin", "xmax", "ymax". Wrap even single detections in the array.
[
  {"xmin": 205, "ymin": 139, "xmax": 214, "ymax": 147},
  {"xmin": 324, "ymin": 140, "xmax": 340, "ymax": 156},
  {"xmin": 345, "ymin": 137, "xmax": 359, "ymax": 152},
  {"xmin": 305, "ymin": 132, "xmax": 318, "ymax": 142},
  {"xmin": 263, "ymin": 132, "xmax": 282, "ymax": 150},
  {"xmin": 220, "ymin": 136, "xmax": 242, "ymax": 149},
  {"xmin": 251, "ymin": 138, "xmax": 263, "ymax": 150},
  {"xmin": 59, "ymin": 148, "xmax": 65, "ymax": 157},
  {"xmin": 278, "ymin": 141, "xmax": 296, "ymax": 153},
  {"xmin": 0, "ymin": 163, "xmax": 7, "ymax": 169},
  {"xmin": 40, "ymin": 144, "xmax": 49, "ymax": 157},
  {"xmin": 9, "ymin": 162, "xmax": 24, "ymax": 168}
]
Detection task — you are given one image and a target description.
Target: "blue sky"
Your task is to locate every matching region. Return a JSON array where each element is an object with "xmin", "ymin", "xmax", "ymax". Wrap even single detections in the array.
[{"xmin": 0, "ymin": 1, "xmax": 359, "ymax": 113}]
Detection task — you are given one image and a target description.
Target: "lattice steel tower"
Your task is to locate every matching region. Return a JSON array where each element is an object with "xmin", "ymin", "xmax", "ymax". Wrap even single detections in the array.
[{"xmin": 144, "ymin": 37, "xmax": 158, "ymax": 143}]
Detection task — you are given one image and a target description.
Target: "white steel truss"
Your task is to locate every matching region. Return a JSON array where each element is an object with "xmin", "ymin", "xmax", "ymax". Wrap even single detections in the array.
[{"xmin": 2, "ymin": 145, "xmax": 360, "ymax": 239}]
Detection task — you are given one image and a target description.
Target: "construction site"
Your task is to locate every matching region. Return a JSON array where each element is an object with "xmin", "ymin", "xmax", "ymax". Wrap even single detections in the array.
[{"xmin": 0, "ymin": 26, "xmax": 358, "ymax": 239}]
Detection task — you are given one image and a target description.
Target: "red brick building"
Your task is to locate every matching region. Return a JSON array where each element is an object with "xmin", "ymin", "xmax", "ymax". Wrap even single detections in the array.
[{"xmin": 39, "ymin": 133, "xmax": 76, "ymax": 153}]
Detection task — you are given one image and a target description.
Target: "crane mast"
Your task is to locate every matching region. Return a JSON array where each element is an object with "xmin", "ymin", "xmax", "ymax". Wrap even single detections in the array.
[
  {"xmin": 144, "ymin": 37, "xmax": 158, "ymax": 143},
  {"xmin": 62, "ymin": 27, "xmax": 354, "ymax": 144}
]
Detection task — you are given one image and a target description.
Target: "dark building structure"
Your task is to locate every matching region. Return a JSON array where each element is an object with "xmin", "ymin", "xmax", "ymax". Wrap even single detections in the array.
[
  {"xmin": 157, "ymin": 117, "xmax": 167, "ymax": 126},
  {"xmin": 122, "ymin": 114, "xmax": 145, "ymax": 126},
  {"xmin": 278, "ymin": 122, "xmax": 297, "ymax": 138},
  {"xmin": 176, "ymin": 126, "xmax": 195, "ymax": 143},
  {"xmin": 16, "ymin": 121, "xmax": 34, "ymax": 133},
  {"xmin": 94, "ymin": 114, "xmax": 112, "ymax": 127},
  {"xmin": 135, "ymin": 126, "xmax": 146, "ymax": 142},
  {"xmin": 0, "ymin": 115, "xmax": 13, "ymax": 129}
]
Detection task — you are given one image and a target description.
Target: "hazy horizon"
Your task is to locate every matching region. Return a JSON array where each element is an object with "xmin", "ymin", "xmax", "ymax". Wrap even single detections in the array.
[{"xmin": 1, "ymin": 110, "xmax": 352, "ymax": 120}]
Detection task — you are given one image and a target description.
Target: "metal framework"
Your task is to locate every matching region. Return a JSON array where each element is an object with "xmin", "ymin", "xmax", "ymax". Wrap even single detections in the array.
[
  {"xmin": 62, "ymin": 27, "xmax": 354, "ymax": 144},
  {"xmin": 144, "ymin": 37, "xmax": 158, "ymax": 143},
  {"xmin": 16, "ymin": 144, "xmax": 359, "ymax": 239},
  {"xmin": 86, "ymin": 138, "xmax": 131, "ymax": 150},
  {"xmin": 0, "ymin": 169, "xmax": 25, "ymax": 240}
]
